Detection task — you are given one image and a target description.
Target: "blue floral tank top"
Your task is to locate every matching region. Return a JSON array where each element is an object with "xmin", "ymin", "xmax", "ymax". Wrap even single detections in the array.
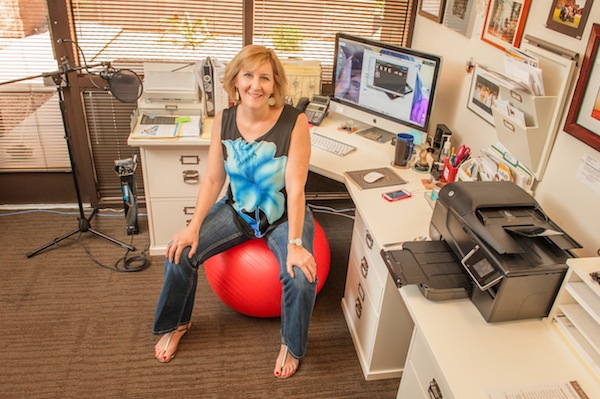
[{"xmin": 221, "ymin": 104, "xmax": 302, "ymax": 238}]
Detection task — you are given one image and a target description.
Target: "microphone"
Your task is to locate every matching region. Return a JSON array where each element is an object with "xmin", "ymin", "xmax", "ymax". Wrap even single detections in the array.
[
  {"xmin": 97, "ymin": 63, "xmax": 143, "ymax": 103},
  {"xmin": 58, "ymin": 38, "xmax": 143, "ymax": 103}
]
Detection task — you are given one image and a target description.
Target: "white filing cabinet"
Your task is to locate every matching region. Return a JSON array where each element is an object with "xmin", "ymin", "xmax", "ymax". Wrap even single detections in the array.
[
  {"xmin": 341, "ymin": 209, "xmax": 414, "ymax": 380},
  {"xmin": 131, "ymin": 138, "xmax": 211, "ymax": 255}
]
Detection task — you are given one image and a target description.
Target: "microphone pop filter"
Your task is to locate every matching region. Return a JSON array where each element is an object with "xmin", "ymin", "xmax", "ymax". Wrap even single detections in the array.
[{"xmin": 108, "ymin": 69, "xmax": 142, "ymax": 103}]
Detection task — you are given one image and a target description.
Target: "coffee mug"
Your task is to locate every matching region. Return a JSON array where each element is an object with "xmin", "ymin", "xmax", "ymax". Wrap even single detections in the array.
[{"xmin": 394, "ymin": 133, "xmax": 414, "ymax": 167}]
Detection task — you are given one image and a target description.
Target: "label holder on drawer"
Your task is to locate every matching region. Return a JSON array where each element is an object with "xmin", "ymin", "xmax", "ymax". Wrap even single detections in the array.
[{"xmin": 180, "ymin": 155, "xmax": 200, "ymax": 165}]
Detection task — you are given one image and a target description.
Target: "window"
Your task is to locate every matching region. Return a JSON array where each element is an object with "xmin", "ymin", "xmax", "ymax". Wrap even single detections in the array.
[
  {"xmin": 70, "ymin": 0, "xmax": 414, "ymax": 83},
  {"xmin": 0, "ymin": 1, "xmax": 416, "ymax": 201},
  {"xmin": 253, "ymin": 0, "xmax": 415, "ymax": 83},
  {"xmin": 70, "ymin": 0, "xmax": 245, "ymax": 74},
  {"xmin": 0, "ymin": 1, "xmax": 68, "ymax": 171}
]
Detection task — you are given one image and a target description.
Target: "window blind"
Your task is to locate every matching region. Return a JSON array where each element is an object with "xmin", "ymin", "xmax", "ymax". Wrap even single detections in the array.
[
  {"xmin": 254, "ymin": 0, "xmax": 414, "ymax": 83},
  {"xmin": 70, "ymin": 0, "xmax": 413, "ymax": 81},
  {"xmin": 70, "ymin": 0, "xmax": 245, "ymax": 74},
  {"xmin": 67, "ymin": 0, "xmax": 415, "ymax": 201},
  {"xmin": 0, "ymin": 2, "xmax": 69, "ymax": 171},
  {"xmin": 82, "ymin": 91, "xmax": 141, "ymax": 201}
]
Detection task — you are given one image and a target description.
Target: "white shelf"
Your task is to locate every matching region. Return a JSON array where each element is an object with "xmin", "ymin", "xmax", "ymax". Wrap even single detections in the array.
[
  {"xmin": 558, "ymin": 304, "xmax": 600, "ymax": 361},
  {"xmin": 551, "ymin": 258, "xmax": 600, "ymax": 383},
  {"xmin": 553, "ymin": 314, "xmax": 600, "ymax": 378},
  {"xmin": 565, "ymin": 282, "xmax": 600, "ymax": 325}
]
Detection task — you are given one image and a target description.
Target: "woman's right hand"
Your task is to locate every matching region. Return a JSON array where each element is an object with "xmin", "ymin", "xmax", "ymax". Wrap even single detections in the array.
[{"xmin": 166, "ymin": 225, "xmax": 199, "ymax": 264}]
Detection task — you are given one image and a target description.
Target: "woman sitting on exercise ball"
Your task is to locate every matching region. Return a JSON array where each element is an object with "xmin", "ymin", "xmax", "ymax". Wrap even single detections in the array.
[{"xmin": 152, "ymin": 44, "xmax": 318, "ymax": 379}]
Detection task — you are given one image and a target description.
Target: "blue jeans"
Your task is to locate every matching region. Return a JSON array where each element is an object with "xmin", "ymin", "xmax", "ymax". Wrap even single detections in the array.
[{"xmin": 153, "ymin": 197, "xmax": 316, "ymax": 360}]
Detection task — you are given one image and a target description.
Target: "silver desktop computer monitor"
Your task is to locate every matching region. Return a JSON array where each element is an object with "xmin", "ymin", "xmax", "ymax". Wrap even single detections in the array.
[{"xmin": 332, "ymin": 33, "xmax": 442, "ymax": 142}]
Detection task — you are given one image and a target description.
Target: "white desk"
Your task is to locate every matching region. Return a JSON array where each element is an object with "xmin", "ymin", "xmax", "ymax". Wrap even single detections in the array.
[
  {"xmin": 310, "ymin": 112, "xmax": 434, "ymax": 380},
  {"xmin": 398, "ymin": 285, "xmax": 600, "ymax": 398},
  {"xmin": 311, "ymin": 112, "xmax": 600, "ymax": 396},
  {"xmin": 309, "ymin": 111, "xmax": 434, "ymax": 245}
]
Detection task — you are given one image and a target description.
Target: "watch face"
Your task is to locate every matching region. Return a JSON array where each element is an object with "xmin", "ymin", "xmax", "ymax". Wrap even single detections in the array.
[{"xmin": 290, "ymin": 238, "xmax": 302, "ymax": 246}]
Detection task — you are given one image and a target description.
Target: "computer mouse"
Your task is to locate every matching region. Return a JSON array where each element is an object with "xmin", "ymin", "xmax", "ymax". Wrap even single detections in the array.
[{"xmin": 363, "ymin": 171, "xmax": 385, "ymax": 184}]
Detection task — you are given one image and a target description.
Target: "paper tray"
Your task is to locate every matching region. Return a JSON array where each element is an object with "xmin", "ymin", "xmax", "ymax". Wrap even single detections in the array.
[{"xmin": 381, "ymin": 240, "xmax": 472, "ymax": 301}]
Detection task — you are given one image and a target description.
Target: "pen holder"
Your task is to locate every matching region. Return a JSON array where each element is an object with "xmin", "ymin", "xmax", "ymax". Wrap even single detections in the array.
[{"xmin": 440, "ymin": 158, "xmax": 459, "ymax": 183}]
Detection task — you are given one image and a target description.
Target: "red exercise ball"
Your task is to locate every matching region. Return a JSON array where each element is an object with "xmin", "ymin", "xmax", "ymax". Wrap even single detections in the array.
[{"xmin": 204, "ymin": 220, "xmax": 330, "ymax": 318}]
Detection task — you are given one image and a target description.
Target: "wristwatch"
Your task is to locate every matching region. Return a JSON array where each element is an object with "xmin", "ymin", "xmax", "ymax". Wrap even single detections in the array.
[{"xmin": 288, "ymin": 237, "xmax": 302, "ymax": 247}]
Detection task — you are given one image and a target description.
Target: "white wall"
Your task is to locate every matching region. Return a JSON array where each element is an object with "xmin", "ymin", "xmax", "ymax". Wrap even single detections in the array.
[{"xmin": 412, "ymin": 1, "xmax": 600, "ymax": 257}]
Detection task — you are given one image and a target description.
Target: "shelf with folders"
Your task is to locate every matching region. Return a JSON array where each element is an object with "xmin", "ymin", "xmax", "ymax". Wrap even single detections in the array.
[
  {"xmin": 492, "ymin": 91, "xmax": 557, "ymax": 174},
  {"xmin": 491, "ymin": 37, "xmax": 577, "ymax": 180}
]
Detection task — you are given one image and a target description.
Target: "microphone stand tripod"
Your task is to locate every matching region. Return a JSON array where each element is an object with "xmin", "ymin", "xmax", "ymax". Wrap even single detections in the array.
[{"xmin": 2, "ymin": 63, "xmax": 135, "ymax": 257}]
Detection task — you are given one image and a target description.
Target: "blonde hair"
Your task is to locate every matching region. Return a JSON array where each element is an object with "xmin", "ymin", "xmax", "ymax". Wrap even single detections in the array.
[{"xmin": 223, "ymin": 45, "xmax": 288, "ymax": 107}]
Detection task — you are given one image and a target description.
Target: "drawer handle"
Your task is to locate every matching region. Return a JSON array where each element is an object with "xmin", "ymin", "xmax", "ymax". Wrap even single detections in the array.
[
  {"xmin": 182, "ymin": 170, "xmax": 199, "ymax": 184},
  {"xmin": 183, "ymin": 206, "xmax": 195, "ymax": 215},
  {"xmin": 355, "ymin": 298, "xmax": 362, "ymax": 319},
  {"xmin": 365, "ymin": 230, "xmax": 373, "ymax": 249},
  {"xmin": 360, "ymin": 257, "xmax": 369, "ymax": 278},
  {"xmin": 428, "ymin": 379, "xmax": 443, "ymax": 399},
  {"xmin": 358, "ymin": 282, "xmax": 365, "ymax": 301},
  {"xmin": 180, "ymin": 155, "xmax": 200, "ymax": 165},
  {"xmin": 503, "ymin": 119, "xmax": 515, "ymax": 132}
]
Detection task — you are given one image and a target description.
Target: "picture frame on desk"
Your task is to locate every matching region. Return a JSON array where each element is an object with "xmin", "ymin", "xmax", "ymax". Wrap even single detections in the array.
[
  {"xmin": 545, "ymin": 0, "xmax": 595, "ymax": 40},
  {"xmin": 467, "ymin": 65, "xmax": 499, "ymax": 126},
  {"xmin": 419, "ymin": 0, "xmax": 447, "ymax": 23},
  {"xmin": 442, "ymin": 0, "xmax": 477, "ymax": 37},
  {"xmin": 564, "ymin": 24, "xmax": 600, "ymax": 152},
  {"xmin": 481, "ymin": 0, "xmax": 531, "ymax": 51}
]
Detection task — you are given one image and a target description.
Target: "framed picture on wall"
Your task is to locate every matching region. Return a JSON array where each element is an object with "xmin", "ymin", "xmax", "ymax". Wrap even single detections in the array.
[
  {"xmin": 443, "ymin": 0, "xmax": 477, "ymax": 37},
  {"xmin": 419, "ymin": 0, "xmax": 447, "ymax": 23},
  {"xmin": 564, "ymin": 24, "xmax": 600, "ymax": 152},
  {"xmin": 481, "ymin": 0, "xmax": 531, "ymax": 51},
  {"xmin": 467, "ymin": 65, "xmax": 500, "ymax": 126},
  {"xmin": 545, "ymin": 0, "xmax": 595, "ymax": 40}
]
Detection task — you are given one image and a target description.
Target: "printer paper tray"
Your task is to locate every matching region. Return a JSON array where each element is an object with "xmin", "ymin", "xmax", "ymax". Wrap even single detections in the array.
[{"xmin": 381, "ymin": 240, "xmax": 472, "ymax": 301}]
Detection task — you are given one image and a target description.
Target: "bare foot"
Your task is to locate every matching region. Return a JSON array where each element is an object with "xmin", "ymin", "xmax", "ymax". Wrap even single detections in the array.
[
  {"xmin": 274, "ymin": 344, "xmax": 299, "ymax": 378},
  {"xmin": 154, "ymin": 322, "xmax": 192, "ymax": 363}
]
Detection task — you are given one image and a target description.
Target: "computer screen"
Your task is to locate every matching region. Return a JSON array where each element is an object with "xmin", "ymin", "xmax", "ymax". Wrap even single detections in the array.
[{"xmin": 332, "ymin": 33, "xmax": 442, "ymax": 134}]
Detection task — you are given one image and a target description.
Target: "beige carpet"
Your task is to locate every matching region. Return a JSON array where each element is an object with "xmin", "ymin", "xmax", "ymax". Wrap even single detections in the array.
[{"xmin": 0, "ymin": 203, "xmax": 399, "ymax": 398}]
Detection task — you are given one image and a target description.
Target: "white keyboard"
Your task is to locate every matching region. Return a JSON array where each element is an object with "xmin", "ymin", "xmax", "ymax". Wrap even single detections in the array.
[{"xmin": 311, "ymin": 132, "xmax": 357, "ymax": 156}]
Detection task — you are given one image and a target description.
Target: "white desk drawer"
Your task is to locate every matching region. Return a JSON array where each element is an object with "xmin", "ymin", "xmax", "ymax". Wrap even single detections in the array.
[
  {"xmin": 396, "ymin": 363, "xmax": 427, "ymax": 399},
  {"xmin": 344, "ymin": 255, "xmax": 378, "ymax": 363},
  {"xmin": 353, "ymin": 212, "xmax": 388, "ymax": 288},
  {"xmin": 409, "ymin": 329, "xmax": 454, "ymax": 399},
  {"xmin": 144, "ymin": 148, "xmax": 207, "ymax": 198},
  {"xmin": 349, "ymin": 235, "xmax": 384, "ymax": 311},
  {"xmin": 149, "ymin": 198, "xmax": 197, "ymax": 246}
]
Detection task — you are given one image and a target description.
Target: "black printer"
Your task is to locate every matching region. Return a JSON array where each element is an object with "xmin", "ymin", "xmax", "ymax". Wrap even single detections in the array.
[{"xmin": 382, "ymin": 181, "xmax": 581, "ymax": 323}]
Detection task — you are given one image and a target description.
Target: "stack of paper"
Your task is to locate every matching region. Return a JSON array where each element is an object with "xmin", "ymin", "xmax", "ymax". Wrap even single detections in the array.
[
  {"xmin": 131, "ymin": 114, "xmax": 202, "ymax": 139},
  {"xmin": 504, "ymin": 46, "xmax": 545, "ymax": 96}
]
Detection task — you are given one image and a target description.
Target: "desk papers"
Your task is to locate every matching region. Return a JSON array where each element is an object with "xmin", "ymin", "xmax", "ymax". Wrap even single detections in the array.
[{"xmin": 485, "ymin": 380, "xmax": 590, "ymax": 399}]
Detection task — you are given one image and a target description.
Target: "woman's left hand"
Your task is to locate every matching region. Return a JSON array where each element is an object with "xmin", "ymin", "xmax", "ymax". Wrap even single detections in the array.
[{"xmin": 286, "ymin": 246, "xmax": 317, "ymax": 283}]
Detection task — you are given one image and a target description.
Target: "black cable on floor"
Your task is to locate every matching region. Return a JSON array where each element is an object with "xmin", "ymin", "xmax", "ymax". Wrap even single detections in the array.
[{"xmin": 57, "ymin": 232, "xmax": 150, "ymax": 273}]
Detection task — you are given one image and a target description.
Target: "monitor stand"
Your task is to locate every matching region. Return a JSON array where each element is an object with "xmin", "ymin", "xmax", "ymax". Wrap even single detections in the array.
[{"xmin": 356, "ymin": 126, "xmax": 396, "ymax": 143}]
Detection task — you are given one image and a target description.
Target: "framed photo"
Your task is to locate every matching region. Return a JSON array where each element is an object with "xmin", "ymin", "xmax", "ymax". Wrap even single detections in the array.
[
  {"xmin": 443, "ymin": 0, "xmax": 477, "ymax": 38},
  {"xmin": 481, "ymin": 0, "xmax": 531, "ymax": 51},
  {"xmin": 419, "ymin": 0, "xmax": 447, "ymax": 23},
  {"xmin": 545, "ymin": 0, "xmax": 595, "ymax": 40},
  {"xmin": 467, "ymin": 65, "xmax": 500, "ymax": 126},
  {"xmin": 564, "ymin": 24, "xmax": 600, "ymax": 152}
]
